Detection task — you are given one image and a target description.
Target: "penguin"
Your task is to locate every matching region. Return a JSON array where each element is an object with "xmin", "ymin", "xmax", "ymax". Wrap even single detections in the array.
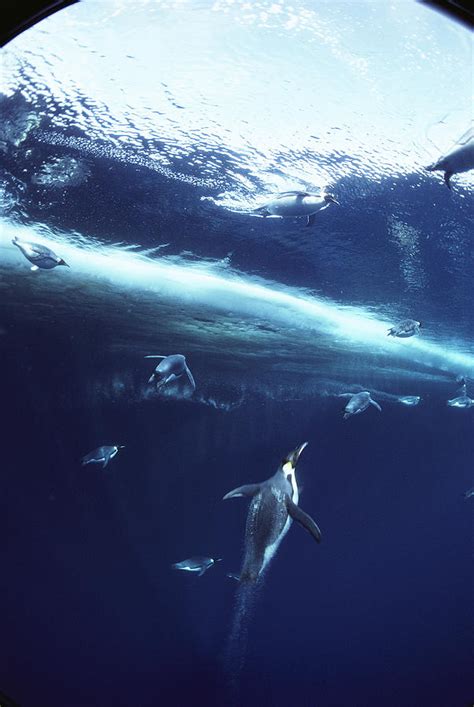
[
  {"xmin": 464, "ymin": 486, "xmax": 474, "ymax": 500},
  {"xmin": 12, "ymin": 236, "xmax": 69, "ymax": 271},
  {"xmin": 397, "ymin": 395, "xmax": 421, "ymax": 406},
  {"xmin": 425, "ymin": 139, "xmax": 474, "ymax": 189},
  {"xmin": 253, "ymin": 191, "xmax": 339, "ymax": 226},
  {"xmin": 172, "ymin": 556, "xmax": 222, "ymax": 577},
  {"xmin": 81, "ymin": 445, "xmax": 124, "ymax": 468},
  {"xmin": 387, "ymin": 319, "xmax": 421, "ymax": 338},
  {"xmin": 447, "ymin": 392, "xmax": 473, "ymax": 409},
  {"xmin": 222, "ymin": 442, "xmax": 321, "ymax": 584},
  {"xmin": 145, "ymin": 354, "xmax": 196, "ymax": 392},
  {"xmin": 339, "ymin": 391, "xmax": 382, "ymax": 419}
]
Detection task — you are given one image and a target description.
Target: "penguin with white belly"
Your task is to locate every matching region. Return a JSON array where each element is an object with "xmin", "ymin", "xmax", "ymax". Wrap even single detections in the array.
[
  {"xmin": 254, "ymin": 191, "xmax": 339, "ymax": 226},
  {"xmin": 223, "ymin": 442, "xmax": 321, "ymax": 584},
  {"xmin": 425, "ymin": 139, "xmax": 474, "ymax": 190}
]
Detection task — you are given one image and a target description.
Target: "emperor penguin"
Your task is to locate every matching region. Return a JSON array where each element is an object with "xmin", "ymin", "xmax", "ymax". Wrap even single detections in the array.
[
  {"xmin": 339, "ymin": 391, "xmax": 382, "ymax": 419},
  {"xmin": 172, "ymin": 556, "xmax": 222, "ymax": 577},
  {"xmin": 387, "ymin": 319, "xmax": 421, "ymax": 338},
  {"xmin": 12, "ymin": 236, "xmax": 69, "ymax": 270},
  {"xmin": 81, "ymin": 445, "xmax": 125, "ymax": 468},
  {"xmin": 145, "ymin": 354, "xmax": 196, "ymax": 392},
  {"xmin": 425, "ymin": 138, "xmax": 474, "ymax": 189},
  {"xmin": 223, "ymin": 442, "xmax": 321, "ymax": 584},
  {"xmin": 254, "ymin": 191, "xmax": 339, "ymax": 226}
]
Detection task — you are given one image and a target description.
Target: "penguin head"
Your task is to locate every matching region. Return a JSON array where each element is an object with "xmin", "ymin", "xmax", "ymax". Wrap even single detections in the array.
[
  {"xmin": 323, "ymin": 193, "xmax": 340, "ymax": 206},
  {"xmin": 282, "ymin": 441, "xmax": 308, "ymax": 474}
]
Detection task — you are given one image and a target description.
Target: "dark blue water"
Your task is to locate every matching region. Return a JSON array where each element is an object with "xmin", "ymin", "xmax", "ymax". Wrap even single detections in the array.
[
  {"xmin": 1, "ymin": 375, "xmax": 473, "ymax": 706},
  {"xmin": 1, "ymin": 3, "xmax": 474, "ymax": 706}
]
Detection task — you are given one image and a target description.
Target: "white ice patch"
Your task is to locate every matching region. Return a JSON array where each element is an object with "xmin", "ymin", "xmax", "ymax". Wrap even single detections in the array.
[{"xmin": 2, "ymin": 220, "xmax": 474, "ymax": 382}]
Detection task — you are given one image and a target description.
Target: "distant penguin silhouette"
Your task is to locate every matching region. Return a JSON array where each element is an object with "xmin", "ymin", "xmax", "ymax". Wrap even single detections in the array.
[
  {"xmin": 172, "ymin": 556, "xmax": 222, "ymax": 577},
  {"xmin": 339, "ymin": 391, "xmax": 382, "ymax": 419},
  {"xmin": 447, "ymin": 391, "xmax": 473, "ymax": 409},
  {"xmin": 387, "ymin": 319, "xmax": 421, "ymax": 338},
  {"xmin": 425, "ymin": 138, "xmax": 474, "ymax": 189},
  {"xmin": 254, "ymin": 191, "xmax": 339, "ymax": 226},
  {"xmin": 145, "ymin": 354, "xmax": 196, "ymax": 392},
  {"xmin": 12, "ymin": 236, "xmax": 69, "ymax": 271},
  {"xmin": 397, "ymin": 396, "xmax": 421, "ymax": 406},
  {"xmin": 223, "ymin": 442, "xmax": 321, "ymax": 584},
  {"xmin": 81, "ymin": 445, "xmax": 124, "ymax": 468}
]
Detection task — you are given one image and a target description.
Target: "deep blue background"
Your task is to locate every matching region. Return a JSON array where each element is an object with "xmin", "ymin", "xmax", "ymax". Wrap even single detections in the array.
[{"xmin": 0, "ymin": 337, "xmax": 473, "ymax": 706}]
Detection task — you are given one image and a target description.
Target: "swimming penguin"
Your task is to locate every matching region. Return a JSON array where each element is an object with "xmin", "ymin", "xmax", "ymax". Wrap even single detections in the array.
[
  {"xmin": 397, "ymin": 395, "xmax": 421, "ymax": 406},
  {"xmin": 425, "ymin": 139, "xmax": 474, "ymax": 189},
  {"xmin": 12, "ymin": 236, "xmax": 69, "ymax": 271},
  {"xmin": 339, "ymin": 391, "xmax": 382, "ymax": 419},
  {"xmin": 387, "ymin": 319, "xmax": 421, "ymax": 338},
  {"xmin": 222, "ymin": 442, "xmax": 321, "ymax": 584},
  {"xmin": 172, "ymin": 556, "xmax": 222, "ymax": 576},
  {"xmin": 463, "ymin": 486, "xmax": 474, "ymax": 500},
  {"xmin": 447, "ymin": 392, "xmax": 473, "ymax": 409},
  {"xmin": 253, "ymin": 191, "xmax": 339, "ymax": 226},
  {"xmin": 145, "ymin": 354, "xmax": 196, "ymax": 392},
  {"xmin": 81, "ymin": 445, "xmax": 124, "ymax": 468}
]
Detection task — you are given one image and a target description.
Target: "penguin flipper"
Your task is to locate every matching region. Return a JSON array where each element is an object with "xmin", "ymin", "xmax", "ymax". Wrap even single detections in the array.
[
  {"xmin": 223, "ymin": 483, "xmax": 261, "ymax": 500},
  {"xmin": 156, "ymin": 373, "xmax": 177, "ymax": 389},
  {"xmin": 184, "ymin": 364, "xmax": 196, "ymax": 390},
  {"xmin": 285, "ymin": 497, "xmax": 321, "ymax": 543},
  {"xmin": 369, "ymin": 399, "xmax": 382, "ymax": 412},
  {"xmin": 197, "ymin": 567, "xmax": 207, "ymax": 577},
  {"xmin": 444, "ymin": 171, "xmax": 453, "ymax": 189},
  {"xmin": 144, "ymin": 355, "xmax": 167, "ymax": 359},
  {"xmin": 338, "ymin": 393, "xmax": 352, "ymax": 398},
  {"xmin": 306, "ymin": 214, "xmax": 316, "ymax": 227}
]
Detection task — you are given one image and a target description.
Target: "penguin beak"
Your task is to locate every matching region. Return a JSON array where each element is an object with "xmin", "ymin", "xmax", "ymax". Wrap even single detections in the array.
[
  {"xmin": 325, "ymin": 194, "xmax": 340, "ymax": 205},
  {"xmin": 59, "ymin": 259, "xmax": 70, "ymax": 267},
  {"xmin": 286, "ymin": 441, "xmax": 308, "ymax": 468}
]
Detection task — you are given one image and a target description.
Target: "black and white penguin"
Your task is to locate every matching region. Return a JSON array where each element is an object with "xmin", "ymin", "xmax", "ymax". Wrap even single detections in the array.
[
  {"xmin": 425, "ymin": 139, "xmax": 474, "ymax": 189},
  {"xmin": 387, "ymin": 319, "xmax": 421, "ymax": 338},
  {"xmin": 145, "ymin": 354, "xmax": 196, "ymax": 392},
  {"xmin": 12, "ymin": 236, "xmax": 69, "ymax": 271},
  {"xmin": 339, "ymin": 391, "xmax": 382, "ymax": 419},
  {"xmin": 223, "ymin": 442, "xmax": 321, "ymax": 583},
  {"xmin": 254, "ymin": 191, "xmax": 339, "ymax": 226},
  {"xmin": 81, "ymin": 445, "xmax": 124, "ymax": 468}
]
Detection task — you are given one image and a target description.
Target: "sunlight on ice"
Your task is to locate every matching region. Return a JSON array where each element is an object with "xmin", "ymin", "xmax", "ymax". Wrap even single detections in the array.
[{"xmin": 2, "ymin": 221, "xmax": 473, "ymax": 380}]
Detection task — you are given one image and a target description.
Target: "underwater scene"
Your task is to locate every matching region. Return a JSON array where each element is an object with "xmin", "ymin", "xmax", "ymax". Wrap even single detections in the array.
[{"xmin": 1, "ymin": 1, "xmax": 473, "ymax": 706}]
